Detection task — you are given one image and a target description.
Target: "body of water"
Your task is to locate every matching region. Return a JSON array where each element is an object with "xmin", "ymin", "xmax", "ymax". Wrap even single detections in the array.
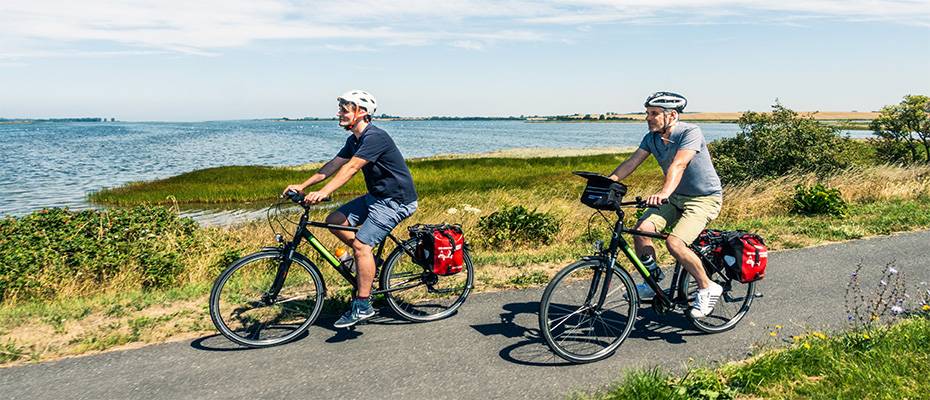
[{"xmin": 0, "ymin": 120, "xmax": 871, "ymax": 219}]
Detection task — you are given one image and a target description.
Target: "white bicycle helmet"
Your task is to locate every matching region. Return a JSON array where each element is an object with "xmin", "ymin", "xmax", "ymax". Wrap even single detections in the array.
[
  {"xmin": 337, "ymin": 90, "xmax": 378, "ymax": 115},
  {"xmin": 644, "ymin": 91, "xmax": 687, "ymax": 112}
]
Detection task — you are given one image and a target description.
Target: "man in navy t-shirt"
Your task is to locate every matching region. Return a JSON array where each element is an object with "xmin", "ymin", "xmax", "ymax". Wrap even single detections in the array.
[{"xmin": 284, "ymin": 90, "xmax": 418, "ymax": 328}]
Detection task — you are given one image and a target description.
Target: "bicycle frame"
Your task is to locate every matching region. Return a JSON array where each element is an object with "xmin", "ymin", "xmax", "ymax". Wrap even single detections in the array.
[
  {"xmin": 589, "ymin": 203, "xmax": 713, "ymax": 313},
  {"xmin": 266, "ymin": 206, "xmax": 419, "ymax": 300}
]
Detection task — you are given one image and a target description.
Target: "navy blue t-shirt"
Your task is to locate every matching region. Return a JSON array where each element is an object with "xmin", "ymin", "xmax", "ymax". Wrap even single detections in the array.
[{"xmin": 337, "ymin": 125, "xmax": 418, "ymax": 204}]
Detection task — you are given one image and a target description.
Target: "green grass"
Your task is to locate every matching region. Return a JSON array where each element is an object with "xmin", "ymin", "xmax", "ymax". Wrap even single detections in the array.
[
  {"xmin": 89, "ymin": 153, "xmax": 658, "ymax": 205},
  {"xmin": 589, "ymin": 316, "xmax": 930, "ymax": 400}
]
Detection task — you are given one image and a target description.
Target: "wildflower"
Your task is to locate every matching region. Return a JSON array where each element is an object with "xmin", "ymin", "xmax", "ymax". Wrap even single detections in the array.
[
  {"xmin": 888, "ymin": 267, "xmax": 898, "ymax": 274},
  {"xmin": 891, "ymin": 306, "xmax": 904, "ymax": 314},
  {"xmin": 862, "ymin": 333, "xmax": 871, "ymax": 340},
  {"xmin": 851, "ymin": 272, "xmax": 858, "ymax": 277},
  {"xmin": 923, "ymin": 305, "xmax": 930, "ymax": 312},
  {"xmin": 463, "ymin": 206, "xmax": 482, "ymax": 214},
  {"xmin": 802, "ymin": 342, "xmax": 812, "ymax": 350},
  {"xmin": 769, "ymin": 331, "xmax": 777, "ymax": 337},
  {"xmin": 880, "ymin": 280, "xmax": 887, "ymax": 286},
  {"xmin": 775, "ymin": 325, "xmax": 783, "ymax": 330},
  {"xmin": 812, "ymin": 331, "xmax": 827, "ymax": 340},
  {"xmin": 446, "ymin": 208, "xmax": 459, "ymax": 215},
  {"xmin": 847, "ymin": 314, "xmax": 854, "ymax": 321}
]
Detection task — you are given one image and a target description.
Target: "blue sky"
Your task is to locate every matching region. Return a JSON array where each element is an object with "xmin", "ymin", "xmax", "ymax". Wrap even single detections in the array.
[{"xmin": 1, "ymin": 0, "xmax": 928, "ymax": 121}]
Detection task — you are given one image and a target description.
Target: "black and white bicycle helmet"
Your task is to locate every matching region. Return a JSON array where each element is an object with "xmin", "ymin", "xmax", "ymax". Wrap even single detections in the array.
[
  {"xmin": 337, "ymin": 90, "xmax": 378, "ymax": 114},
  {"xmin": 644, "ymin": 91, "xmax": 687, "ymax": 112}
]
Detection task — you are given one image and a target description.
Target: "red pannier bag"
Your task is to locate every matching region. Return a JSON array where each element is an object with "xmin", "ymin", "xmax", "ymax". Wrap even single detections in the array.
[
  {"xmin": 721, "ymin": 231, "xmax": 768, "ymax": 283},
  {"xmin": 408, "ymin": 224, "xmax": 465, "ymax": 275},
  {"xmin": 693, "ymin": 229, "xmax": 768, "ymax": 283}
]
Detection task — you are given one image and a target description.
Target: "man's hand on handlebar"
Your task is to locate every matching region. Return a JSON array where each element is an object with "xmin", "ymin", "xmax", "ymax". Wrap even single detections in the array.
[
  {"xmin": 645, "ymin": 192, "xmax": 671, "ymax": 207},
  {"xmin": 302, "ymin": 191, "xmax": 331, "ymax": 205},
  {"xmin": 283, "ymin": 184, "xmax": 305, "ymax": 196}
]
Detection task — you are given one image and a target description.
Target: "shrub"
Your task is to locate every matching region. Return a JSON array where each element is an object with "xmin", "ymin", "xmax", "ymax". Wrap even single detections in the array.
[
  {"xmin": 0, "ymin": 206, "xmax": 199, "ymax": 303},
  {"xmin": 711, "ymin": 104, "xmax": 853, "ymax": 185},
  {"xmin": 791, "ymin": 183, "xmax": 848, "ymax": 217},
  {"xmin": 477, "ymin": 205, "xmax": 561, "ymax": 248},
  {"xmin": 870, "ymin": 94, "xmax": 930, "ymax": 164}
]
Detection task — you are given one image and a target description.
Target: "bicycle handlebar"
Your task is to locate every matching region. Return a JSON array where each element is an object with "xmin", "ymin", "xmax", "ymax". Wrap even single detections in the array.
[
  {"xmin": 620, "ymin": 197, "xmax": 669, "ymax": 209},
  {"xmin": 283, "ymin": 189, "xmax": 332, "ymax": 207}
]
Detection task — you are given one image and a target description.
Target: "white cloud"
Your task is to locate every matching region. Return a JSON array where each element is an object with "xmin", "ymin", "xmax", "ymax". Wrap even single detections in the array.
[
  {"xmin": 452, "ymin": 40, "xmax": 485, "ymax": 50},
  {"xmin": 520, "ymin": 0, "xmax": 930, "ymax": 26},
  {"xmin": 0, "ymin": 0, "xmax": 926, "ymax": 59}
]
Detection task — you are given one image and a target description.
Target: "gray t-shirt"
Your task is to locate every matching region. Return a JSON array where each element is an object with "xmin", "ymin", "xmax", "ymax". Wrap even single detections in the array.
[{"xmin": 638, "ymin": 122, "xmax": 723, "ymax": 197}]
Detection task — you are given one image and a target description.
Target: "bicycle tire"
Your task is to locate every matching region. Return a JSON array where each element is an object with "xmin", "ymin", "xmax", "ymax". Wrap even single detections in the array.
[
  {"xmin": 381, "ymin": 238, "xmax": 474, "ymax": 322},
  {"xmin": 679, "ymin": 261, "xmax": 755, "ymax": 333},
  {"xmin": 538, "ymin": 259, "xmax": 638, "ymax": 363},
  {"xmin": 209, "ymin": 250, "xmax": 325, "ymax": 347}
]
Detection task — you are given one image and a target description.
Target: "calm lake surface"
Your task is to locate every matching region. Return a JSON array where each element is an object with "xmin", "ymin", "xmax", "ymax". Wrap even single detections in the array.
[{"xmin": 0, "ymin": 120, "xmax": 871, "ymax": 221}]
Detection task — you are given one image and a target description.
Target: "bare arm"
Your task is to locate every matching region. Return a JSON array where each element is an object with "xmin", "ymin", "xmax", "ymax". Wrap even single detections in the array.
[
  {"xmin": 283, "ymin": 156, "xmax": 350, "ymax": 193},
  {"xmin": 609, "ymin": 148, "xmax": 651, "ymax": 181},
  {"xmin": 646, "ymin": 149, "xmax": 696, "ymax": 205},
  {"xmin": 303, "ymin": 157, "xmax": 368, "ymax": 203}
]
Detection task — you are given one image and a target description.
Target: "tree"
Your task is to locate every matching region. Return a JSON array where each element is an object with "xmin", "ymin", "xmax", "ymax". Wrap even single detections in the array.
[
  {"xmin": 711, "ymin": 103, "xmax": 852, "ymax": 184},
  {"xmin": 870, "ymin": 95, "xmax": 930, "ymax": 164}
]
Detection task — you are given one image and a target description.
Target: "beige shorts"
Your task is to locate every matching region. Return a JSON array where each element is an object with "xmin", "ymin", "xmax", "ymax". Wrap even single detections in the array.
[{"xmin": 637, "ymin": 193, "xmax": 723, "ymax": 244}]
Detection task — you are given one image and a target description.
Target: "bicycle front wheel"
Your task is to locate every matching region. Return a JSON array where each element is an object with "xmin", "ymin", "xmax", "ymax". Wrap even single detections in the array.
[
  {"xmin": 209, "ymin": 250, "xmax": 325, "ymax": 347},
  {"xmin": 679, "ymin": 262, "xmax": 755, "ymax": 333},
  {"xmin": 539, "ymin": 259, "xmax": 638, "ymax": 363},
  {"xmin": 381, "ymin": 239, "xmax": 474, "ymax": 322}
]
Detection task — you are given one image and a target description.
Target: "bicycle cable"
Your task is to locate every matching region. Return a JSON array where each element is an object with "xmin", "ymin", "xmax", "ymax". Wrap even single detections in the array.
[{"xmin": 584, "ymin": 209, "xmax": 614, "ymax": 243}]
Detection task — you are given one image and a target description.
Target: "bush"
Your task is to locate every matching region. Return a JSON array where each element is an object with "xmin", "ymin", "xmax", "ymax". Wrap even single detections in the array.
[
  {"xmin": 791, "ymin": 183, "xmax": 848, "ymax": 217},
  {"xmin": 477, "ymin": 205, "xmax": 561, "ymax": 248},
  {"xmin": 870, "ymin": 94, "xmax": 930, "ymax": 164},
  {"xmin": 711, "ymin": 104, "xmax": 853, "ymax": 185},
  {"xmin": 0, "ymin": 206, "xmax": 199, "ymax": 303}
]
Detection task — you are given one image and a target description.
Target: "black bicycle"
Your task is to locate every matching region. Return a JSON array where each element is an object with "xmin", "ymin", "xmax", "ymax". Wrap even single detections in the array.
[
  {"xmin": 209, "ymin": 191, "xmax": 474, "ymax": 347},
  {"xmin": 538, "ymin": 172, "xmax": 757, "ymax": 363}
]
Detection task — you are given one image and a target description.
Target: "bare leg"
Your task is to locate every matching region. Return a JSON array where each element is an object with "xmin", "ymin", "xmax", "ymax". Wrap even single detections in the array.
[
  {"xmin": 351, "ymin": 239, "xmax": 376, "ymax": 298},
  {"xmin": 666, "ymin": 235, "xmax": 711, "ymax": 289},
  {"xmin": 326, "ymin": 211, "xmax": 355, "ymax": 246},
  {"xmin": 633, "ymin": 220, "xmax": 659, "ymax": 260}
]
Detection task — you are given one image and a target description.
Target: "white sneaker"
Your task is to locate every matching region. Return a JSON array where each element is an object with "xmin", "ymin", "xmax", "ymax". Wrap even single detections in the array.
[{"xmin": 689, "ymin": 282, "xmax": 723, "ymax": 318}]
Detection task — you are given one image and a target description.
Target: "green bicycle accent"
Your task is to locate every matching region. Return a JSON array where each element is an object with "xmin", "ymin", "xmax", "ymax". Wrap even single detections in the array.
[
  {"xmin": 621, "ymin": 243, "xmax": 650, "ymax": 278},
  {"xmin": 309, "ymin": 236, "xmax": 340, "ymax": 267}
]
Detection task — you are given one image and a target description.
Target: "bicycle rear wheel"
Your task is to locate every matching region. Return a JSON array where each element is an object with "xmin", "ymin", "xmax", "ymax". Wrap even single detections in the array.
[
  {"xmin": 381, "ymin": 239, "xmax": 474, "ymax": 322},
  {"xmin": 538, "ymin": 259, "xmax": 638, "ymax": 363},
  {"xmin": 679, "ymin": 261, "xmax": 755, "ymax": 333},
  {"xmin": 209, "ymin": 250, "xmax": 325, "ymax": 347}
]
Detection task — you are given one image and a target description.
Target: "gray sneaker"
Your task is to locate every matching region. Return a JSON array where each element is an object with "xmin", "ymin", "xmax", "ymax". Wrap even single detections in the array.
[{"xmin": 334, "ymin": 299, "xmax": 375, "ymax": 328}]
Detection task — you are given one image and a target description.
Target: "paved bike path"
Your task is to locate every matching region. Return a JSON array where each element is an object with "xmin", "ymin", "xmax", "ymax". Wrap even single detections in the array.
[{"xmin": 3, "ymin": 230, "xmax": 930, "ymax": 399}]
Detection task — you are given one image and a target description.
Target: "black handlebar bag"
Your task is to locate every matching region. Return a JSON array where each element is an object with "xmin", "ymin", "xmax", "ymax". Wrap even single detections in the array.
[{"xmin": 574, "ymin": 171, "xmax": 628, "ymax": 210}]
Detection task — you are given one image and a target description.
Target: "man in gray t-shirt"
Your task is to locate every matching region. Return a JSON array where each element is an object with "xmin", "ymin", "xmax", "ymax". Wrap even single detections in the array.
[{"xmin": 609, "ymin": 91, "xmax": 725, "ymax": 319}]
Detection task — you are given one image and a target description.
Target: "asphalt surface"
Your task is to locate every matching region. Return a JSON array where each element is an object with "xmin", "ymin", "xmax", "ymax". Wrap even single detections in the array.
[{"xmin": 3, "ymin": 230, "xmax": 929, "ymax": 399}]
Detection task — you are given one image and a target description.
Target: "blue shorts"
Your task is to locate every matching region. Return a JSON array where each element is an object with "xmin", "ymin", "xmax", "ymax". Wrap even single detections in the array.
[{"xmin": 336, "ymin": 194, "xmax": 418, "ymax": 245}]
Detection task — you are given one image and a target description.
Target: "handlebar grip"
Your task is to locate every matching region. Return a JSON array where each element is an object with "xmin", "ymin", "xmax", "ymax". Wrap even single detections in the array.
[{"xmin": 283, "ymin": 190, "xmax": 332, "ymax": 205}]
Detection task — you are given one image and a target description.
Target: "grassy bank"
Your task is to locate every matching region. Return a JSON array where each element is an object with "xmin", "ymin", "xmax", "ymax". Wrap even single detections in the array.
[
  {"xmin": 589, "ymin": 316, "xmax": 930, "ymax": 399},
  {"xmin": 4, "ymin": 151, "xmax": 930, "ymax": 365}
]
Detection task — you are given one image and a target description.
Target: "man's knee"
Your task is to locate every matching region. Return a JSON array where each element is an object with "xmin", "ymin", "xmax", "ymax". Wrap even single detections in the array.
[
  {"xmin": 665, "ymin": 235, "xmax": 688, "ymax": 256},
  {"xmin": 636, "ymin": 220, "xmax": 658, "ymax": 233},
  {"xmin": 351, "ymin": 239, "xmax": 372, "ymax": 254},
  {"xmin": 326, "ymin": 212, "xmax": 350, "ymax": 236},
  {"xmin": 326, "ymin": 211, "xmax": 347, "ymax": 225}
]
